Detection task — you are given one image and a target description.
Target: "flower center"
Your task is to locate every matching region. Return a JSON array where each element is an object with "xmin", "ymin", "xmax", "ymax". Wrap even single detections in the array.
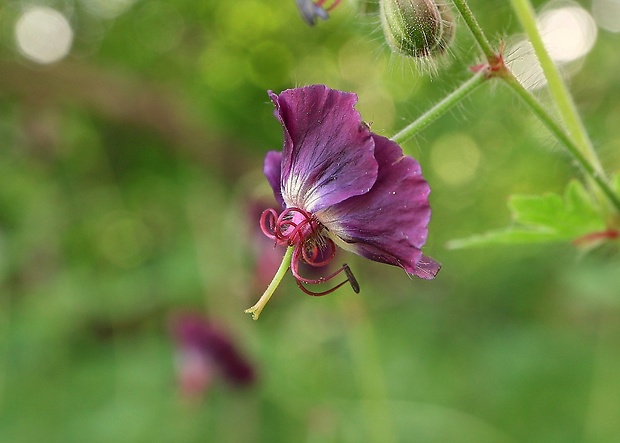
[{"xmin": 260, "ymin": 207, "xmax": 359, "ymax": 296}]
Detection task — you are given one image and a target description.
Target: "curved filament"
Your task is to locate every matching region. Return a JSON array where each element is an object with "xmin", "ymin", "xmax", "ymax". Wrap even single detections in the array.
[
  {"xmin": 294, "ymin": 273, "xmax": 354, "ymax": 296},
  {"xmin": 259, "ymin": 209, "xmax": 279, "ymax": 241},
  {"xmin": 302, "ymin": 238, "xmax": 336, "ymax": 267},
  {"xmin": 259, "ymin": 206, "xmax": 359, "ymax": 296},
  {"xmin": 291, "ymin": 246, "xmax": 359, "ymax": 296}
]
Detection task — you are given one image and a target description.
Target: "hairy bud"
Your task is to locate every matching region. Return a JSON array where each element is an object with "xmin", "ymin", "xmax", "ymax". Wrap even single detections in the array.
[{"xmin": 380, "ymin": 0, "xmax": 455, "ymax": 58}]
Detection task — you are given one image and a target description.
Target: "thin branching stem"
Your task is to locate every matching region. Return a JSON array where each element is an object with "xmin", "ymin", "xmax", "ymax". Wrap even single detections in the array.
[
  {"xmin": 451, "ymin": 0, "xmax": 496, "ymax": 62},
  {"xmin": 451, "ymin": 0, "xmax": 620, "ymax": 213},
  {"xmin": 509, "ymin": 0, "xmax": 602, "ymax": 173},
  {"xmin": 391, "ymin": 70, "xmax": 487, "ymax": 143},
  {"xmin": 502, "ymin": 73, "xmax": 620, "ymax": 213}
]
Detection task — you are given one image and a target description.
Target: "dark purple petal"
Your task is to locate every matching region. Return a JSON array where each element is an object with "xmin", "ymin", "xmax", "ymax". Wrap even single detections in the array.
[
  {"xmin": 411, "ymin": 254, "xmax": 442, "ymax": 280},
  {"xmin": 269, "ymin": 85, "xmax": 378, "ymax": 213},
  {"xmin": 317, "ymin": 133, "xmax": 440, "ymax": 279},
  {"xmin": 263, "ymin": 151, "xmax": 285, "ymax": 208}
]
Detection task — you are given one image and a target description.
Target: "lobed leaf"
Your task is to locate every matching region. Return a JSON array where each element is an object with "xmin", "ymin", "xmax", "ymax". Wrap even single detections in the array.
[{"xmin": 448, "ymin": 180, "xmax": 606, "ymax": 249}]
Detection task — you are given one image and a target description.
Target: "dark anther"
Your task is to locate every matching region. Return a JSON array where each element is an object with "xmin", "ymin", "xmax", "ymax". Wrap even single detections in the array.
[{"xmin": 343, "ymin": 264, "xmax": 360, "ymax": 293}]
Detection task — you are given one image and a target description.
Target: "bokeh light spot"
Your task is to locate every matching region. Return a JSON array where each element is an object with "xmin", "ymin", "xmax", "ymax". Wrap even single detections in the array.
[
  {"xmin": 430, "ymin": 133, "xmax": 481, "ymax": 186},
  {"xmin": 538, "ymin": 3, "xmax": 597, "ymax": 63},
  {"xmin": 507, "ymin": 3, "xmax": 597, "ymax": 90},
  {"xmin": 592, "ymin": 0, "xmax": 620, "ymax": 32},
  {"xmin": 14, "ymin": 6, "xmax": 73, "ymax": 64},
  {"xmin": 98, "ymin": 214, "xmax": 152, "ymax": 268}
]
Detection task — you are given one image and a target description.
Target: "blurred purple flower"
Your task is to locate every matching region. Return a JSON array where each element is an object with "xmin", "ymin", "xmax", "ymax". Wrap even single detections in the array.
[
  {"xmin": 171, "ymin": 314, "xmax": 255, "ymax": 398},
  {"xmin": 261, "ymin": 85, "xmax": 440, "ymax": 296},
  {"xmin": 296, "ymin": 0, "xmax": 341, "ymax": 26}
]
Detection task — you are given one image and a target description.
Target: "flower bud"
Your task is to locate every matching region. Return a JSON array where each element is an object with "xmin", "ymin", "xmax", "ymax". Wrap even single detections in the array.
[{"xmin": 380, "ymin": 0, "xmax": 455, "ymax": 58}]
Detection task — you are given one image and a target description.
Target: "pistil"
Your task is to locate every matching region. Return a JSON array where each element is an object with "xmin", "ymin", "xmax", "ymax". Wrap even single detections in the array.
[{"xmin": 247, "ymin": 207, "xmax": 360, "ymax": 319}]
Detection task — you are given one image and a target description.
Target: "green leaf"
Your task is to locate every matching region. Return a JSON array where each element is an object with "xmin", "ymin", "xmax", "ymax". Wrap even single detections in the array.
[{"xmin": 448, "ymin": 180, "xmax": 606, "ymax": 249}]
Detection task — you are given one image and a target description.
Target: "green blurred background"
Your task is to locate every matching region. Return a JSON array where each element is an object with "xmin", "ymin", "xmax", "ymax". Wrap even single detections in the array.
[{"xmin": 1, "ymin": 0, "xmax": 620, "ymax": 442}]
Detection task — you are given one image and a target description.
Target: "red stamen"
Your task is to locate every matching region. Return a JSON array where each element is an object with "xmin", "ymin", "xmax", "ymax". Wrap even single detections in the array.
[
  {"xmin": 294, "ymin": 272, "xmax": 355, "ymax": 296},
  {"xmin": 259, "ymin": 209, "xmax": 279, "ymax": 241},
  {"xmin": 302, "ymin": 238, "xmax": 336, "ymax": 267},
  {"xmin": 291, "ymin": 246, "xmax": 359, "ymax": 295},
  {"xmin": 283, "ymin": 218, "xmax": 312, "ymax": 245},
  {"xmin": 259, "ymin": 206, "xmax": 360, "ymax": 296}
]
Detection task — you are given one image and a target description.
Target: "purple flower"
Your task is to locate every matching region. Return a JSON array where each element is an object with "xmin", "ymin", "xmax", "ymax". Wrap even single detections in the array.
[
  {"xmin": 296, "ymin": 0, "xmax": 341, "ymax": 26},
  {"xmin": 171, "ymin": 314, "xmax": 255, "ymax": 398},
  {"xmin": 260, "ymin": 85, "xmax": 440, "ymax": 297}
]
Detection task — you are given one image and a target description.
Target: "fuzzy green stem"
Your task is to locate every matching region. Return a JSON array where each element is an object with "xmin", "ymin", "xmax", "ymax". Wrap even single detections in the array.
[
  {"xmin": 509, "ymin": 0, "xmax": 602, "ymax": 174},
  {"xmin": 502, "ymin": 73, "xmax": 620, "ymax": 213},
  {"xmin": 451, "ymin": 0, "xmax": 496, "ymax": 61},
  {"xmin": 391, "ymin": 70, "xmax": 487, "ymax": 144},
  {"xmin": 245, "ymin": 245, "xmax": 294, "ymax": 320}
]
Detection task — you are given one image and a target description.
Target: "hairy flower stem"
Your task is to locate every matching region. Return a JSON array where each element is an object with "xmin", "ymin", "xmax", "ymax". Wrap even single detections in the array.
[
  {"xmin": 451, "ymin": 0, "xmax": 620, "ymax": 214},
  {"xmin": 391, "ymin": 70, "xmax": 487, "ymax": 144},
  {"xmin": 509, "ymin": 0, "xmax": 615, "ymax": 218},
  {"xmin": 509, "ymin": 0, "xmax": 600, "ymax": 171},
  {"xmin": 501, "ymin": 74, "xmax": 620, "ymax": 213},
  {"xmin": 245, "ymin": 245, "xmax": 294, "ymax": 320},
  {"xmin": 451, "ymin": 0, "xmax": 495, "ymax": 62}
]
